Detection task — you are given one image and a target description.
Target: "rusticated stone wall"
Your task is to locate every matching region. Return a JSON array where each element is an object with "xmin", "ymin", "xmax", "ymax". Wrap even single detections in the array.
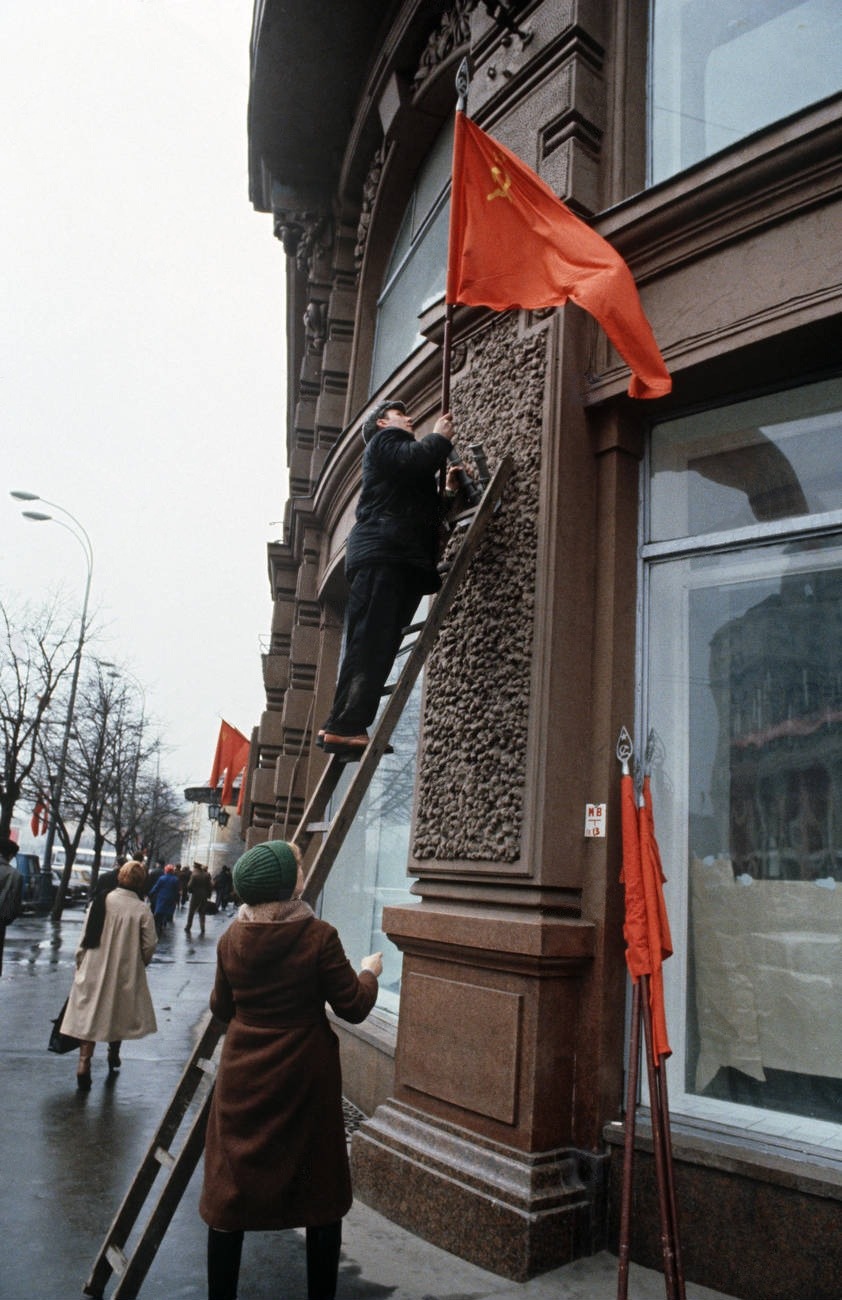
[{"xmin": 413, "ymin": 313, "xmax": 548, "ymax": 863}]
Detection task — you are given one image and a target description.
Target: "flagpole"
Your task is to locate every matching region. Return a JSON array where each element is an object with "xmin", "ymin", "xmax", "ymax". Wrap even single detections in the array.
[
  {"xmin": 617, "ymin": 728, "xmax": 685, "ymax": 1300},
  {"xmin": 618, "ymin": 976, "xmax": 642, "ymax": 1300},
  {"xmin": 654, "ymin": 1050, "xmax": 686, "ymax": 1299},
  {"xmin": 642, "ymin": 735, "xmax": 685, "ymax": 1300},
  {"xmin": 442, "ymin": 58, "xmax": 470, "ymax": 413}
]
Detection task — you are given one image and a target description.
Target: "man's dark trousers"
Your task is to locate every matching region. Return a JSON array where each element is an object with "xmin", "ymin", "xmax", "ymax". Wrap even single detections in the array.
[{"xmin": 324, "ymin": 565, "xmax": 428, "ymax": 736}]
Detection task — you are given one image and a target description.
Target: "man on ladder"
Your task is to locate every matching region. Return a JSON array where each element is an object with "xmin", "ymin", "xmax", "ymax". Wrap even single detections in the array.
[{"xmin": 319, "ymin": 398, "xmax": 463, "ymax": 760}]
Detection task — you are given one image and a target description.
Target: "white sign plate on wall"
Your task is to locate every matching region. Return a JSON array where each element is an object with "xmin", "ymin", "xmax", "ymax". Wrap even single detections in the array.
[{"xmin": 584, "ymin": 803, "xmax": 606, "ymax": 838}]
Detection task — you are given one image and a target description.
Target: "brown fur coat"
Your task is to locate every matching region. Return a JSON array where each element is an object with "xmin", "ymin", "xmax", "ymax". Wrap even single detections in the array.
[{"xmin": 199, "ymin": 900, "xmax": 378, "ymax": 1231}]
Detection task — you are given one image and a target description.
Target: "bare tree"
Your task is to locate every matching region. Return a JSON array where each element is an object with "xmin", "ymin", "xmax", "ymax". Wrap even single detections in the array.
[
  {"xmin": 135, "ymin": 763, "xmax": 188, "ymax": 867},
  {"xmin": 0, "ymin": 596, "xmax": 78, "ymax": 841},
  {"xmin": 35, "ymin": 663, "xmax": 146, "ymax": 902}
]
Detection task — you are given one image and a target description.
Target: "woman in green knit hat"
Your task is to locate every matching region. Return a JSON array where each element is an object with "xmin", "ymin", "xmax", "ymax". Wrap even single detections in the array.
[{"xmin": 199, "ymin": 839, "xmax": 382, "ymax": 1300}]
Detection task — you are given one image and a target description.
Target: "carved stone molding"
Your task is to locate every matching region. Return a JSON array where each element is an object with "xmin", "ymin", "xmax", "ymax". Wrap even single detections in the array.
[
  {"xmin": 413, "ymin": 0, "xmax": 474, "ymax": 89},
  {"xmin": 413, "ymin": 314, "xmax": 547, "ymax": 864},
  {"xmin": 354, "ymin": 143, "xmax": 386, "ymax": 272},
  {"xmin": 303, "ymin": 300, "xmax": 327, "ymax": 355},
  {"xmin": 273, "ymin": 210, "xmax": 333, "ymax": 278}
]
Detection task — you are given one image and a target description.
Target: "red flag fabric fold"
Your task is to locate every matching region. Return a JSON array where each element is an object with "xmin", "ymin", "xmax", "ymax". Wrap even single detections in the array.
[
  {"xmin": 210, "ymin": 721, "xmax": 250, "ymax": 807},
  {"xmin": 619, "ymin": 770, "xmax": 673, "ymax": 1062},
  {"xmin": 30, "ymin": 798, "xmax": 48, "ymax": 837},
  {"xmin": 447, "ymin": 113, "xmax": 672, "ymax": 399}
]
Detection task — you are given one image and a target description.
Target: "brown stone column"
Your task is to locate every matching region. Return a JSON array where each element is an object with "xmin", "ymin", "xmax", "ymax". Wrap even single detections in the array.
[
  {"xmin": 351, "ymin": 904, "xmax": 597, "ymax": 1280},
  {"xmin": 351, "ymin": 313, "xmax": 615, "ymax": 1280}
]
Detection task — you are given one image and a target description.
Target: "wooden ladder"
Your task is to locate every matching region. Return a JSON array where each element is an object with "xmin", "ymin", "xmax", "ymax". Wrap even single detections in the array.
[{"xmin": 82, "ymin": 453, "xmax": 513, "ymax": 1298}]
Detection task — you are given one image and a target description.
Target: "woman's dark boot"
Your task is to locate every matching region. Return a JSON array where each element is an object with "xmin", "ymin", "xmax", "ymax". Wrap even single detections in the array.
[
  {"xmin": 207, "ymin": 1226, "xmax": 243, "ymax": 1300},
  {"xmin": 306, "ymin": 1221, "xmax": 342, "ymax": 1300},
  {"xmin": 76, "ymin": 1041, "xmax": 94, "ymax": 1091},
  {"xmin": 107, "ymin": 1041, "xmax": 122, "ymax": 1074}
]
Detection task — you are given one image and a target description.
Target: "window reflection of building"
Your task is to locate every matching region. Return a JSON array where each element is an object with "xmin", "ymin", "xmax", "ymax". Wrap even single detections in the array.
[
  {"xmin": 319, "ymin": 613, "xmax": 425, "ymax": 1017},
  {"xmin": 710, "ymin": 567, "xmax": 842, "ymax": 882},
  {"xmin": 647, "ymin": 377, "xmax": 842, "ymax": 1130},
  {"xmin": 650, "ymin": 0, "xmax": 842, "ymax": 184}
]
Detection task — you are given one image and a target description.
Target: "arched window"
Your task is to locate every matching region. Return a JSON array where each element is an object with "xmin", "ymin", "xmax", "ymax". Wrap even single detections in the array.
[{"xmin": 369, "ymin": 120, "xmax": 453, "ymax": 394}]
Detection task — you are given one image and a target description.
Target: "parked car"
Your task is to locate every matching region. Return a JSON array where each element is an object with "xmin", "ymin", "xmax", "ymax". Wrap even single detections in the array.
[
  {"xmin": 13, "ymin": 852, "xmax": 50, "ymax": 907},
  {"xmin": 51, "ymin": 863, "xmax": 91, "ymax": 904}
]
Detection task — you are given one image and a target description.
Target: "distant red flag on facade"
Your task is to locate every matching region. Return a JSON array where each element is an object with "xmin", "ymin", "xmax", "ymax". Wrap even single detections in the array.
[
  {"xmin": 30, "ymin": 798, "xmax": 48, "ymax": 837},
  {"xmin": 446, "ymin": 112, "xmax": 672, "ymax": 400},
  {"xmin": 620, "ymin": 769, "xmax": 673, "ymax": 1062},
  {"xmin": 209, "ymin": 720, "xmax": 250, "ymax": 808}
]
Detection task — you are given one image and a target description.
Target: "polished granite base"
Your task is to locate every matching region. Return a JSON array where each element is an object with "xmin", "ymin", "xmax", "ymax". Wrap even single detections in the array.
[{"xmin": 351, "ymin": 1098, "xmax": 608, "ymax": 1281}]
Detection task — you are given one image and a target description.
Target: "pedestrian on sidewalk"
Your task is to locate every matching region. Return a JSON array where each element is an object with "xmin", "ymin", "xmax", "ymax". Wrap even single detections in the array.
[
  {"xmin": 59, "ymin": 858, "xmax": 158, "ymax": 1090},
  {"xmin": 185, "ymin": 862, "xmax": 213, "ymax": 936},
  {"xmin": 148, "ymin": 865, "xmax": 182, "ymax": 935},
  {"xmin": 0, "ymin": 837, "xmax": 24, "ymax": 977},
  {"xmin": 199, "ymin": 839, "xmax": 383, "ymax": 1300},
  {"xmin": 213, "ymin": 863, "xmax": 233, "ymax": 914}
]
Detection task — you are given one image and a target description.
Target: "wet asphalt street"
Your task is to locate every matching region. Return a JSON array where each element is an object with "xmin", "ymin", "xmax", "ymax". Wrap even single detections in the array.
[{"xmin": 0, "ymin": 905, "xmax": 736, "ymax": 1300}]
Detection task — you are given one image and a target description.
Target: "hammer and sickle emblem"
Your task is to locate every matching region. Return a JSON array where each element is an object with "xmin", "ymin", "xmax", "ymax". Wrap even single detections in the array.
[{"xmin": 487, "ymin": 159, "xmax": 513, "ymax": 202}]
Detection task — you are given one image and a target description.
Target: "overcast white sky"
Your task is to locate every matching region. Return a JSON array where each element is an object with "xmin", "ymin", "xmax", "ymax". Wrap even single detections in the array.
[{"xmin": 1, "ymin": 2, "xmax": 286, "ymax": 800}]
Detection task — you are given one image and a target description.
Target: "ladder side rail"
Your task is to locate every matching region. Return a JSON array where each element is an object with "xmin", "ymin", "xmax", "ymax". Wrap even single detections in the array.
[
  {"xmin": 290, "ymin": 745, "xmax": 347, "ymax": 865},
  {"xmin": 109, "ymin": 1089, "xmax": 215, "ymax": 1300},
  {"xmin": 300, "ymin": 455, "xmax": 513, "ymax": 905},
  {"xmin": 83, "ymin": 1011, "xmax": 224, "ymax": 1298}
]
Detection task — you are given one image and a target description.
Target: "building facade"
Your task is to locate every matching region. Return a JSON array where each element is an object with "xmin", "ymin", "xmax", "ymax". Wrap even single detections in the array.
[{"xmin": 245, "ymin": 3, "xmax": 842, "ymax": 1296}]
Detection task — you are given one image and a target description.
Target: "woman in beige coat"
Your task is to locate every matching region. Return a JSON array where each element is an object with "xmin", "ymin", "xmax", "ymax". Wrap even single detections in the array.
[{"xmin": 60, "ymin": 859, "xmax": 157, "ymax": 1089}]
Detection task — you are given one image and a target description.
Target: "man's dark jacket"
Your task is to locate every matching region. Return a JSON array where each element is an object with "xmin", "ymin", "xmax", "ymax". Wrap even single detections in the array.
[{"xmin": 345, "ymin": 424, "xmax": 452, "ymax": 590}]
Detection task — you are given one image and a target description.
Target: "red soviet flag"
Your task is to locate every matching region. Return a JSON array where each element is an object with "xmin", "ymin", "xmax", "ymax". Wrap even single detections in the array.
[
  {"xmin": 620, "ymin": 769, "xmax": 673, "ymax": 1063},
  {"xmin": 30, "ymin": 797, "xmax": 48, "ymax": 836},
  {"xmin": 620, "ymin": 768, "xmax": 650, "ymax": 980},
  {"xmin": 446, "ymin": 112, "xmax": 672, "ymax": 400},
  {"xmin": 639, "ymin": 775, "xmax": 673, "ymax": 1062},
  {"xmin": 210, "ymin": 720, "xmax": 250, "ymax": 807}
]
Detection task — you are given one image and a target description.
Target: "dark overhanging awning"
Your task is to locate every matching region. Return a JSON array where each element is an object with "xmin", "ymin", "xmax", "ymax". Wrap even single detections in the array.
[{"xmin": 248, "ymin": 0, "xmax": 395, "ymax": 211}]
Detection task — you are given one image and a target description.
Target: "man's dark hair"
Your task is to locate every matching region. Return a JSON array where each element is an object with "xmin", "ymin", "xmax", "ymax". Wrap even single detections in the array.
[
  {"xmin": 362, "ymin": 398, "xmax": 406, "ymax": 443},
  {"xmin": 0, "ymin": 837, "xmax": 18, "ymax": 861}
]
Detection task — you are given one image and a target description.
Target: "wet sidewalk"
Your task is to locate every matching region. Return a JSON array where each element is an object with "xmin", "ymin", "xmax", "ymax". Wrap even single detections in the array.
[{"xmin": 0, "ymin": 908, "xmax": 737, "ymax": 1300}]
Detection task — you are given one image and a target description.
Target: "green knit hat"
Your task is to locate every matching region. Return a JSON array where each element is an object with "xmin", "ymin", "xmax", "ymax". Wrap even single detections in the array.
[{"xmin": 232, "ymin": 841, "xmax": 299, "ymax": 904}]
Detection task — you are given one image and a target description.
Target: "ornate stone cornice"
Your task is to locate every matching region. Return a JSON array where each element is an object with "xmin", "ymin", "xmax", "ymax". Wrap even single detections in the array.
[
  {"xmin": 354, "ymin": 143, "xmax": 386, "ymax": 272},
  {"xmin": 273, "ymin": 210, "xmax": 333, "ymax": 279},
  {"xmin": 413, "ymin": 0, "xmax": 474, "ymax": 89}
]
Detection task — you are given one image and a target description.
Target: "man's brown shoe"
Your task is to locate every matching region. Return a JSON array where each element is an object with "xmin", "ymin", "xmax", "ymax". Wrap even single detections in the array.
[{"xmin": 322, "ymin": 731, "xmax": 369, "ymax": 753}]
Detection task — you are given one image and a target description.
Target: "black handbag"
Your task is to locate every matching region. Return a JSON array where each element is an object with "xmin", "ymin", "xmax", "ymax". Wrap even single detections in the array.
[{"xmin": 48, "ymin": 997, "xmax": 81, "ymax": 1054}]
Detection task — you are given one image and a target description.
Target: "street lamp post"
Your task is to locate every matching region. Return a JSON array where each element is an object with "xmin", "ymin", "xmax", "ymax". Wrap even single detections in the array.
[{"xmin": 10, "ymin": 491, "xmax": 93, "ymax": 920}]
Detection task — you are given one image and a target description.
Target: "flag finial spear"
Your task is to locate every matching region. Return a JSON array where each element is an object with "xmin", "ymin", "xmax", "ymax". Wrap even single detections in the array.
[
  {"xmin": 616, "ymin": 726, "xmax": 634, "ymax": 776},
  {"xmin": 455, "ymin": 57, "xmax": 470, "ymax": 113}
]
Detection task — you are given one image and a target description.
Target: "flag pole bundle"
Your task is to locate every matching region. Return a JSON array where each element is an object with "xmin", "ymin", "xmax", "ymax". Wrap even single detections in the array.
[
  {"xmin": 443, "ymin": 60, "xmax": 671, "ymax": 410},
  {"xmin": 616, "ymin": 726, "xmax": 685, "ymax": 1300}
]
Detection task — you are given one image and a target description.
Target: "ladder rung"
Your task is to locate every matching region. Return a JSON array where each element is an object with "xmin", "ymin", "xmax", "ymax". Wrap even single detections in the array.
[
  {"xmin": 106, "ymin": 1244, "xmax": 128, "ymax": 1276},
  {"xmin": 402, "ymin": 621, "xmax": 426, "ymax": 636},
  {"xmin": 154, "ymin": 1145, "xmax": 176, "ymax": 1170},
  {"xmin": 196, "ymin": 1057, "xmax": 217, "ymax": 1077},
  {"xmin": 306, "ymin": 820, "xmax": 331, "ymax": 834}
]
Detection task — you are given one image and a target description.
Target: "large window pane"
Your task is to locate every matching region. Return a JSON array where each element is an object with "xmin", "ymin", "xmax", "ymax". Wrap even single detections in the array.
[
  {"xmin": 650, "ymin": 379, "xmax": 842, "ymax": 542},
  {"xmin": 318, "ymin": 620, "xmax": 424, "ymax": 1018},
  {"xmin": 650, "ymin": 0, "xmax": 842, "ymax": 185},
  {"xmin": 369, "ymin": 120, "xmax": 453, "ymax": 394},
  {"xmin": 649, "ymin": 540, "xmax": 842, "ymax": 1132}
]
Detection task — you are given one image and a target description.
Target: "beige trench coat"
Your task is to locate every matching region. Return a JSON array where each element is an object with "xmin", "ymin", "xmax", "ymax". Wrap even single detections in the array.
[{"xmin": 61, "ymin": 887, "xmax": 158, "ymax": 1042}]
